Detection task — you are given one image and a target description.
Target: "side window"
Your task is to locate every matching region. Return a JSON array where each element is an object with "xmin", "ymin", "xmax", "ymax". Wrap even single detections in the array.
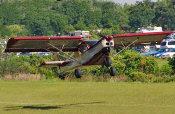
[
  {"xmin": 161, "ymin": 42, "xmax": 166, "ymax": 46},
  {"xmin": 168, "ymin": 41, "xmax": 175, "ymax": 45}
]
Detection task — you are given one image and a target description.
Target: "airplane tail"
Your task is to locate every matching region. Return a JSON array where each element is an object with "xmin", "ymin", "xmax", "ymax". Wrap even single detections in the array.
[{"xmin": 40, "ymin": 61, "xmax": 64, "ymax": 68}]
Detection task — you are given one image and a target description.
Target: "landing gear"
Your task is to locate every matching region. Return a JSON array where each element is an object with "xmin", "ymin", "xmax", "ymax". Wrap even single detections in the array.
[
  {"xmin": 103, "ymin": 57, "xmax": 116, "ymax": 77},
  {"xmin": 109, "ymin": 67, "xmax": 116, "ymax": 76},
  {"xmin": 103, "ymin": 57, "xmax": 112, "ymax": 67},
  {"xmin": 74, "ymin": 69, "xmax": 82, "ymax": 78}
]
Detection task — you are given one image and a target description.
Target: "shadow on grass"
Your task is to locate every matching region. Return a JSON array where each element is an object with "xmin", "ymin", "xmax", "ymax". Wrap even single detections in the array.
[{"xmin": 4, "ymin": 101, "xmax": 105, "ymax": 111}]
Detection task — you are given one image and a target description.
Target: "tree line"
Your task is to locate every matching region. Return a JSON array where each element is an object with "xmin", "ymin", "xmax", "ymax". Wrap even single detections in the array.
[{"xmin": 0, "ymin": 0, "xmax": 174, "ymax": 39}]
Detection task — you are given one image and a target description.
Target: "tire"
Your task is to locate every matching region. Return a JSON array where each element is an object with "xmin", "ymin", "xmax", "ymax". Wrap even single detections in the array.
[
  {"xmin": 103, "ymin": 57, "xmax": 112, "ymax": 67},
  {"xmin": 74, "ymin": 69, "xmax": 82, "ymax": 78},
  {"xmin": 110, "ymin": 67, "xmax": 116, "ymax": 76}
]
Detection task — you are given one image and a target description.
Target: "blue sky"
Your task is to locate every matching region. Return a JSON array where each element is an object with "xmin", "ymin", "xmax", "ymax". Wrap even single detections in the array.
[{"xmin": 108, "ymin": 0, "xmax": 158, "ymax": 4}]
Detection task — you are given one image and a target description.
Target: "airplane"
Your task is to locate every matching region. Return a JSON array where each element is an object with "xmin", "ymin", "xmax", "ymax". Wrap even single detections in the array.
[{"xmin": 5, "ymin": 31, "xmax": 173, "ymax": 78}]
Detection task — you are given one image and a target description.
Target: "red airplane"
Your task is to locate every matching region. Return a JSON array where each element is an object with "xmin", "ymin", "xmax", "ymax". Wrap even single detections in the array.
[{"xmin": 5, "ymin": 31, "xmax": 173, "ymax": 78}]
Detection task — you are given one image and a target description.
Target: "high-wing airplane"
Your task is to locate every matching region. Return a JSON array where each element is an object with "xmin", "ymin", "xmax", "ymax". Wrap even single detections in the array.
[{"xmin": 5, "ymin": 31, "xmax": 173, "ymax": 78}]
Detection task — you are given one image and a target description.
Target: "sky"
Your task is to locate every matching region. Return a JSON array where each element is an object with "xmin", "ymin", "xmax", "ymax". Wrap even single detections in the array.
[{"xmin": 107, "ymin": 0, "xmax": 158, "ymax": 5}]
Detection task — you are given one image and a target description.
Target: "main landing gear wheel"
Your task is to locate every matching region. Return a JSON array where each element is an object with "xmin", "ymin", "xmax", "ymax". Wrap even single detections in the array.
[
  {"xmin": 109, "ymin": 67, "xmax": 116, "ymax": 76},
  {"xmin": 103, "ymin": 57, "xmax": 112, "ymax": 67},
  {"xmin": 74, "ymin": 69, "xmax": 82, "ymax": 78}
]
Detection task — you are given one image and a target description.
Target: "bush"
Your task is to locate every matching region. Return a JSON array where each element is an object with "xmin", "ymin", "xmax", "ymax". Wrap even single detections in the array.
[
  {"xmin": 129, "ymin": 71, "xmax": 156, "ymax": 82},
  {"xmin": 168, "ymin": 55, "xmax": 175, "ymax": 74},
  {"xmin": 111, "ymin": 54, "xmax": 126, "ymax": 75},
  {"xmin": 142, "ymin": 56, "xmax": 159, "ymax": 75},
  {"xmin": 91, "ymin": 66, "xmax": 108, "ymax": 76},
  {"xmin": 39, "ymin": 67, "xmax": 56, "ymax": 79},
  {"xmin": 0, "ymin": 54, "xmax": 56, "ymax": 78},
  {"xmin": 122, "ymin": 50, "xmax": 142, "ymax": 75},
  {"xmin": 153, "ymin": 75, "xmax": 175, "ymax": 83},
  {"xmin": 111, "ymin": 50, "xmax": 159, "ymax": 76},
  {"xmin": 160, "ymin": 64, "xmax": 173, "ymax": 76}
]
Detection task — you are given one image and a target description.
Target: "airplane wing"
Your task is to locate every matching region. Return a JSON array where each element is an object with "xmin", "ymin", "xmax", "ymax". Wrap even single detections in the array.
[
  {"xmin": 113, "ymin": 31, "xmax": 173, "ymax": 47},
  {"xmin": 5, "ymin": 36, "xmax": 83, "ymax": 52},
  {"xmin": 5, "ymin": 31, "xmax": 173, "ymax": 53}
]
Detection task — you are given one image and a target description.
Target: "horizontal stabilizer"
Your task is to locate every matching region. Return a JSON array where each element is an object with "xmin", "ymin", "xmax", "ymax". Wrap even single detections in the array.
[{"xmin": 41, "ymin": 61, "xmax": 66, "ymax": 67}]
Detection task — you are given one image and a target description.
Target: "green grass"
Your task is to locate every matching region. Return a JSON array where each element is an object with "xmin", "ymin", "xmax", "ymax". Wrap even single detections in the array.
[{"xmin": 1, "ymin": 81, "xmax": 175, "ymax": 114}]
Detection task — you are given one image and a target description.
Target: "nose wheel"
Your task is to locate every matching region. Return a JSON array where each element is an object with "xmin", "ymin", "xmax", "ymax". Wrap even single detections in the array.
[{"xmin": 74, "ymin": 69, "xmax": 82, "ymax": 78}]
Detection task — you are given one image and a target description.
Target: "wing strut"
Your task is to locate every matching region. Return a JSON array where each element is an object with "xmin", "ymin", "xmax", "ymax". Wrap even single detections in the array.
[
  {"xmin": 121, "ymin": 41, "xmax": 125, "ymax": 48},
  {"xmin": 115, "ymin": 39, "xmax": 138, "ymax": 56},
  {"xmin": 48, "ymin": 43, "xmax": 78, "ymax": 61},
  {"xmin": 44, "ymin": 48, "xmax": 69, "ymax": 61}
]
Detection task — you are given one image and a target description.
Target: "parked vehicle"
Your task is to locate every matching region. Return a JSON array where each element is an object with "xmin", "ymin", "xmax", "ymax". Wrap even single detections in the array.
[
  {"xmin": 136, "ymin": 26, "xmax": 163, "ymax": 33},
  {"xmin": 140, "ymin": 49, "xmax": 159, "ymax": 56},
  {"xmin": 160, "ymin": 39, "xmax": 175, "ymax": 49},
  {"xmin": 135, "ymin": 46, "xmax": 145, "ymax": 52},
  {"xmin": 69, "ymin": 31, "xmax": 92, "ymax": 39},
  {"xmin": 17, "ymin": 52, "xmax": 50, "ymax": 57},
  {"xmin": 17, "ymin": 52, "xmax": 32, "ymax": 56},
  {"xmin": 149, "ymin": 45, "xmax": 160, "ymax": 51},
  {"xmin": 161, "ymin": 48, "xmax": 175, "ymax": 58},
  {"xmin": 37, "ymin": 52, "xmax": 50, "ymax": 57},
  {"xmin": 154, "ymin": 48, "xmax": 169, "ymax": 58}
]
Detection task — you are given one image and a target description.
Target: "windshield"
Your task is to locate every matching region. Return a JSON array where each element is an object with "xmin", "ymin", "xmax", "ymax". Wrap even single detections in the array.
[{"xmin": 161, "ymin": 42, "xmax": 166, "ymax": 46}]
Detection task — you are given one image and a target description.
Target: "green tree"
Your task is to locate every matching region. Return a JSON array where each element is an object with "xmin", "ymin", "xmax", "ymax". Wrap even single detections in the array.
[
  {"xmin": 153, "ymin": 0, "xmax": 175, "ymax": 30},
  {"xmin": 74, "ymin": 18, "xmax": 87, "ymax": 30},
  {"xmin": 85, "ymin": 10, "xmax": 102, "ymax": 27},
  {"xmin": 101, "ymin": 2, "xmax": 129, "ymax": 29},
  {"xmin": 0, "ymin": 18, "xmax": 10, "ymax": 39},
  {"xmin": 61, "ymin": 0, "xmax": 91, "ymax": 25},
  {"xmin": 128, "ymin": 0, "xmax": 155, "ymax": 31},
  {"xmin": 0, "ymin": 2, "xmax": 22, "ymax": 25},
  {"xmin": 0, "ymin": 19, "xmax": 2, "ymax": 37},
  {"xmin": 64, "ymin": 25, "xmax": 75, "ymax": 34},
  {"xmin": 50, "ymin": 14, "xmax": 68, "ymax": 35},
  {"xmin": 101, "ymin": 25, "xmax": 125, "ymax": 35},
  {"xmin": 6, "ymin": 24, "xmax": 29, "ymax": 37},
  {"xmin": 22, "ymin": 8, "xmax": 53, "ymax": 36}
]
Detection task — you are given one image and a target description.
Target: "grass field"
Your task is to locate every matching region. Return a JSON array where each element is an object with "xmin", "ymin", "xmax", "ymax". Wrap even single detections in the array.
[{"xmin": 0, "ymin": 81, "xmax": 175, "ymax": 114}]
